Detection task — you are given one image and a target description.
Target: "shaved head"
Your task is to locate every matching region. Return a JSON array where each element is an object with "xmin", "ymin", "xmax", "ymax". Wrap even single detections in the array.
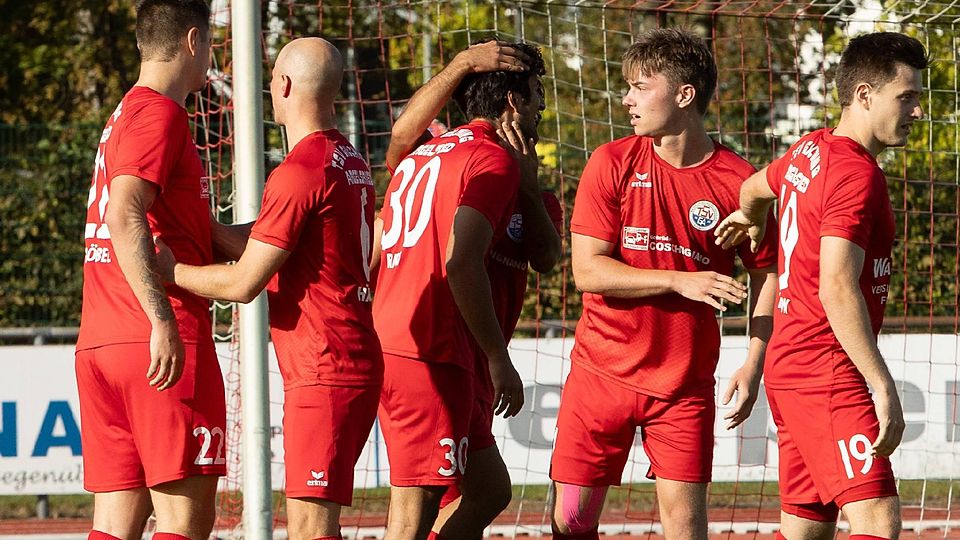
[{"xmin": 275, "ymin": 37, "xmax": 344, "ymax": 102}]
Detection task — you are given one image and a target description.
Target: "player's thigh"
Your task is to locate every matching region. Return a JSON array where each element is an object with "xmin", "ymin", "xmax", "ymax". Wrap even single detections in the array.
[
  {"xmin": 283, "ymin": 383, "xmax": 379, "ymax": 506},
  {"xmin": 91, "ymin": 488, "xmax": 153, "ymax": 540},
  {"xmin": 654, "ymin": 477, "xmax": 707, "ymax": 537},
  {"xmin": 150, "ymin": 474, "xmax": 219, "ymax": 538},
  {"xmin": 550, "ymin": 365, "xmax": 637, "ymax": 487},
  {"xmin": 767, "ymin": 388, "xmax": 827, "ymax": 512},
  {"xmin": 779, "ymin": 511, "xmax": 836, "ymax": 540},
  {"xmin": 460, "ymin": 444, "xmax": 511, "ymax": 504},
  {"xmin": 842, "ymin": 496, "xmax": 901, "ymax": 538},
  {"xmin": 776, "ymin": 384, "xmax": 897, "ymax": 506},
  {"xmin": 640, "ymin": 391, "xmax": 714, "ymax": 483},
  {"xmin": 286, "ymin": 497, "xmax": 342, "ymax": 540},
  {"xmin": 379, "ymin": 354, "xmax": 474, "ymax": 487},
  {"xmin": 551, "ymin": 481, "xmax": 608, "ymax": 534},
  {"xmin": 117, "ymin": 341, "xmax": 227, "ymax": 487},
  {"xmin": 76, "ymin": 347, "xmax": 145, "ymax": 492}
]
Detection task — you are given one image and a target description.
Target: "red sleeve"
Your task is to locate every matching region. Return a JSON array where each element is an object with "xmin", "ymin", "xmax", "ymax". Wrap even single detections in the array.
[
  {"xmin": 738, "ymin": 207, "xmax": 779, "ymax": 269},
  {"xmin": 819, "ymin": 169, "xmax": 884, "ymax": 249},
  {"xmin": 765, "ymin": 151, "xmax": 789, "ymax": 196},
  {"xmin": 249, "ymin": 164, "xmax": 319, "ymax": 251},
  {"xmin": 458, "ymin": 145, "xmax": 520, "ymax": 229},
  {"xmin": 542, "ymin": 191, "xmax": 564, "ymax": 233},
  {"xmin": 570, "ymin": 144, "xmax": 620, "ymax": 243},
  {"xmin": 112, "ymin": 100, "xmax": 189, "ymax": 190}
]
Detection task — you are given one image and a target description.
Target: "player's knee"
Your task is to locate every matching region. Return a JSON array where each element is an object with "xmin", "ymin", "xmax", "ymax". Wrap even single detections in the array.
[{"xmin": 552, "ymin": 484, "xmax": 604, "ymax": 535}]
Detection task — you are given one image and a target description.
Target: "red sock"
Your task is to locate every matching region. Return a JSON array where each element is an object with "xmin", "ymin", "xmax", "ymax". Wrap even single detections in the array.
[
  {"xmin": 551, "ymin": 528, "xmax": 600, "ymax": 540},
  {"xmin": 311, "ymin": 536, "xmax": 341, "ymax": 540},
  {"xmin": 88, "ymin": 532, "xmax": 122, "ymax": 540},
  {"xmin": 849, "ymin": 535, "xmax": 891, "ymax": 540},
  {"xmin": 775, "ymin": 532, "xmax": 788, "ymax": 540},
  {"xmin": 426, "ymin": 533, "xmax": 447, "ymax": 540},
  {"xmin": 153, "ymin": 534, "xmax": 192, "ymax": 540}
]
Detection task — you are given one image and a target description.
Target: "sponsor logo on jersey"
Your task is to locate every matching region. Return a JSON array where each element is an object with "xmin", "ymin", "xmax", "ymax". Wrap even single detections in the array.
[
  {"xmin": 873, "ymin": 257, "xmax": 892, "ymax": 279},
  {"xmin": 622, "ymin": 226, "xmax": 650, "ymax": 251},
  {"xmin": 630, "ymin": 172, "xmax": 652, "ymax": 188},
  {"xmin": 784, "ymin": 164, "xmax": 810, "ymax": 193},
  {"xmin": 84, "ymin": 244, "xmax": 112, "ymax": 264},
  {"xmin": 688, "ymin": 200, "xmax": 720, "ymax": 231},
  {"xmin": 200, "ymin": 176, "xmax": 210, "ymax": 199},
  {"xmin": 307, "ymin": 469, "xmax": 329, "ymax": 487},
  {"xmin": 791, "ymin": 140, "xmax": 822, "ymax": 178},
  {"xmin": 506, "ymin": 213, "xmax": 523, "ymax": 242}
]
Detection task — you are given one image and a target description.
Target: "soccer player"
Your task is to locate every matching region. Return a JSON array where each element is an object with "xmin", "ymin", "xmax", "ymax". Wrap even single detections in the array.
[
  {"xmin": 551, "ymin": 28, "xmax": 778, "ymax": 540},
  {"xmin": 75, "ymin": 2, "xmax": 222, "ymax": 540},
  {"xmin": 380, "ymin": 40, "xmax": 562, "ymax": 540},
  {"xmin": 372, "ymin": 41, "xmax": 547, "ymax": 540},
  {"xmin": 156, "ymin": 38, "xmax": 381, "ymax": 540},
  {"xmin": 714, "ymin": 32, "xmax": 928, "ymax": 540}
]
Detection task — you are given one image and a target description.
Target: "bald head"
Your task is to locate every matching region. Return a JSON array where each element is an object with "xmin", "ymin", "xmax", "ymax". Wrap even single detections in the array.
[{"xmin": 275, "ymin": 37, "xmax": 344, "ymax": 102}]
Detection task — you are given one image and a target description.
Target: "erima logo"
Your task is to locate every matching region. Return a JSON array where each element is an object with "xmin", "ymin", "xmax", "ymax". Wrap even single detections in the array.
[
  {"xmin": 307, "ymin": 470, "xmax": 329, "ymax": 487},
  {"xmin": 630, "ymin": 172, "xmax": 652, "ymax": 188},
  {"xmin": 873, "ymin": 257, "xmax": 892, "ymax": 279}
]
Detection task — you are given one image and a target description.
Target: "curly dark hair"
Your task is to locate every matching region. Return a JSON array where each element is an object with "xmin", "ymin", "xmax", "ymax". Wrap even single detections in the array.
[
  {"xmin": 622, "ymin": 28, "xmax": 717, "ymax": 116},
  {"xmin": 835, "ymin": 32, "xmax": 929, "ymax": 108},
  {"xmin": 452, "ymin": 39, "xmax": 546, "ymax": 120},
  {"xmin": 136, "ymin": 0, "xmax": 211, "ymax": 62}
]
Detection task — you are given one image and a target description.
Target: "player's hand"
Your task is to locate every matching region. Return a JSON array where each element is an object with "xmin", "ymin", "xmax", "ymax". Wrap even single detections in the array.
[
  {"xmin": 714, "ymin": 210, "xmax": 766, "ymax": 253},
  {"xmin": 154, "ymin": 235, "xmax": 176, "ymax": 284},
  {"xmin": 497, "ymin": 120, "xmax": 539, "ymax": 190},
  {"xmin": 147, "ymin": 320, "xmax": 185, "ymax": 391},
  {"xmin": 722, "ymin": 362, "xmax": 762, "ymax": 429},
  {"xmin": 488, "ymin": 352, "xmax": 524, "ymax": 418},
  {"xmin": 872, "ymin": 383, "xmax": 905, "ymax": 457},
  {"xmin": 673, "ymin": 271, "xmax": 747, "ymax": 311},
  {"xmin": 453, "ymin": 40, "xmax": 530, "ymax": 74}
]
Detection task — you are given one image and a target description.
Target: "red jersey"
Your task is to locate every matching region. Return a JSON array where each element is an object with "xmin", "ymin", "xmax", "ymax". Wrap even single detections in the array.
[
  {"xmin": 488, "ymin": 192, "xmax": 564, "ymax": 340},
  {"xmin": 78, "ymin": 86, "xmax": 212, "ymax": 351},
  {"xmin": 373, "ymin": 121, "xmax": 520, "ymax": 371},
  {"xmin": 570, "ymin": 136, "xmax": 777, "ymax": 399},
  {"xmin": 763, "ymin": 128, "xmax": 895, "ymax": 390},
  {"xmin": 250, "ymin": 130, "xmax": 382, "ymax": 389}
]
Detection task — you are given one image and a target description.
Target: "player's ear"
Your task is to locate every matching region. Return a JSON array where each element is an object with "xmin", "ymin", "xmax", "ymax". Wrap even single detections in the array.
[
  {"xmin": 676, "ymin": 83, "xmax": 696, "ymax": 110},
  {"xmin": 854, "ymin": 82, "xmax": 872, "ymax": 110},
  {"xmin": 281, "ymin": 74, "xmax": 292, "ymax": 98},
  {"xmin": 186, "ymin": 26, "xmax": 201, "ymax": 57},
  {"xmin": 506, "ymin": 89, "xmax": 524, "ymax": 113}
]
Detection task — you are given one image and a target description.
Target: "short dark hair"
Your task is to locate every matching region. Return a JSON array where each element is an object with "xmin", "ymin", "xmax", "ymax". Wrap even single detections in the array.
[
  {"xmin": 136, "ymin": 0, "xmax": 211, "ymax": 62},
  {"xmin": 452, "ymin": 40, "xmax": 546, "ymax": 120},
  {"xmin": 621, "ymin": 28, "xmax": 717, "ymax": 116},
  {"xmin": 835, "ymin": 32, "xmax": 929, "ymax": 107}
]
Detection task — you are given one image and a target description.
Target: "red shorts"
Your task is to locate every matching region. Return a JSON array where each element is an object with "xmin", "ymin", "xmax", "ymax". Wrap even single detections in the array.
[
  {"xmin": 550, "ymin": 364, "xmax": 714, "ymax": 486},
  {"xmin": 282, "ymin": 383, "xmax": 379, "ymax": 505},
  {"xmin": 75, "ymin": 341, "xmax": 226, "ymax": 492},
  {"xmin": 468, "ymin": 361, "xmax": 497, "ymax": 452},
  {"xmin": 378, "ymin": 353, "xmax": 474, "ymax": 486},
  {"xmin": 768, "ymin": 383, "xmax": 897, "ymax": 520}
]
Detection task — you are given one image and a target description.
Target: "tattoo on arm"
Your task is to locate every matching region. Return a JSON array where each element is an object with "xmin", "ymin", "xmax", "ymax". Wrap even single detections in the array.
[{"xmin": 133, "ymin": 221, "xmax": 175, "ymax": 322}]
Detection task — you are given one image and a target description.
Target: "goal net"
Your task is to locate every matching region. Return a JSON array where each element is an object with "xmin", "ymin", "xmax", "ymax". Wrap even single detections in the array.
[{"xmin": 194, "ymin": 1, "xmax": 960, "ymax": 537}]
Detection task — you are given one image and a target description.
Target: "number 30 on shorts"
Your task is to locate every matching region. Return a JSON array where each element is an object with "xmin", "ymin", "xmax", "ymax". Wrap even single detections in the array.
[
  {"xmin": 837, "ymin": 434, "xmax": 873, "ymax": 479},
  {"xmin": 438, "ymin": 436, "xmax": 468, "ymax": 476}
]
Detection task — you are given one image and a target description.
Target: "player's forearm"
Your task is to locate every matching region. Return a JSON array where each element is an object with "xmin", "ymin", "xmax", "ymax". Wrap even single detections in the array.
[
  {"xmin": 820, "ymin": 277, "xmax": 896, "ymax": 391},
  {"xmin": 519, "ymin": 189, "xmax": 561, "ymax": 273},
  {"xmin": 573, "ymin": 253, "xmax": 678, "ymax": 298},
  {"xmin": 173, "ymin": 262, "xmax": 262, "ymax": 304},
  {"xmin": 385, "ymin": 59, "xmax": 471, "ymax": 170},
  {"xmin": 447, "ymin": 256, "xmax": 509, "ymax": 362},
  {"xmin": 739, "ymin": 167, "xmax": 777, "ymax": 221},
  {"xmin": 744, "ymin": 269, "xmax": 776, "ymax": 369},
  {"xmin": 211, "ymin": 218, "xmax": 253, "ymax": 262},
  {"xmin": 106, "ymin": 208, "xmax": 176, "ymax": 326}
]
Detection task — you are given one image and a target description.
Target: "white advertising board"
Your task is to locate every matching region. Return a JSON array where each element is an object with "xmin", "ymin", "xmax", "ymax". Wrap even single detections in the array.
[{"xmin": 1, "ymin": 334, "xmax": 958, "ymax": 495}]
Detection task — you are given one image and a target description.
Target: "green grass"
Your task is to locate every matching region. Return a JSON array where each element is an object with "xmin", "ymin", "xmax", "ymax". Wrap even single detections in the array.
[{"xmin": 2, "ymin": 480, "xmax": 956, "ymax": 520}]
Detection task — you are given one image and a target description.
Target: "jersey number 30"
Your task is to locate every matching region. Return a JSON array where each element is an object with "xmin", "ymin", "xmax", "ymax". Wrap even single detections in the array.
[{"xmin": 381, "ymin": 156, "xmax": 442, "ymax": 251}]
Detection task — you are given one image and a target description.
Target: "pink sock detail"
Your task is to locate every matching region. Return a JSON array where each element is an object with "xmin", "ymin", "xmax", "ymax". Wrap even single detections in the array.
[
  {"xmin": 88, "ymin": 532, "xmax": 122, "ymax": 540},
  {"xmin": 152, "ymin": 533, "xmax": 192, "ymax": 540},
  {"xmin": 556, "ymin": 483, "xmax": 604, "ymax": 536}
]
